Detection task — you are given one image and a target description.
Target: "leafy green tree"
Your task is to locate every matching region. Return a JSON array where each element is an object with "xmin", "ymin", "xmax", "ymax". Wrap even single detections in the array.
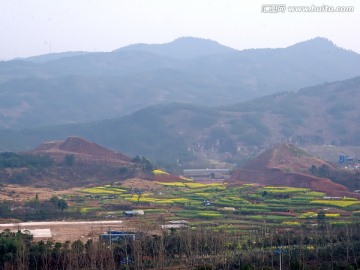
[
  {"xmin": 132, "ymin": 155, "xmax": 154, "ymax": 172},
  {"xmin": 317, "ymin": 210, "xmax": 326, "ymax": 228},
  {"xmin": 0, "ymin": 152, "xmax": 53, "ymax": 169},
  {"xmin": 132, "ymin": 155, "xmax": 142, "ymax": 163},
  {"xmin": 71, "ymin": 240, "xmax": 84, "ymax": 254},
  {"xmin": 318, "ymin": 164, "xmax": 331, "ymax": 178},
  {"xmin": 49, "ymin": 195, "xmax": 59, "ymax": 205},
  {"xmin": 64, "ymin": 154, "xmax": 75, "ymax": 167},
  {"xmin": 118, "ymin": 166, "xmax": 129, "ymax": 175},
  {"xmin": 0, "ymin": 203, "xmax": 11, "ymax": 217},
  {"xmin": 50, "ymin": 196, "xmax": 68, "ymax": 212},
  {"xmin": 309, "ymin": 165, "xmax": 318, "ymax": 175},
  {"xmin": 57, "ymin": 199, "xmax": 68, "ymax": 213},
  {"xmin": 141, "ymin": 156, "xmax": 154, "ymax": 172}
]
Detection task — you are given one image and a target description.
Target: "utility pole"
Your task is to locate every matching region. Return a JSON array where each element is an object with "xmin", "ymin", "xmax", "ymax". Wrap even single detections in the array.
[{"xmin": 274, "ymin": 248, "xmax": 286, "ymax": 270}]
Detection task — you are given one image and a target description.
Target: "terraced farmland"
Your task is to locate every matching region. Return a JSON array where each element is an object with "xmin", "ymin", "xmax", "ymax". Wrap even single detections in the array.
[{"xmin": 72, "ymin": 179, "xmax": 360, "ymax": 231}]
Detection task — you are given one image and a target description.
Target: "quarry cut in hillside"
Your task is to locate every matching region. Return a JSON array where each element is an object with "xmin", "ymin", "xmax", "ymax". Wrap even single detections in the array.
[
  {"xmin": 29, "ymin": 136, "xmax": 131, "ymax": 166},
  {"xmin": 229, "ymin": 144, "xmax": 349, "ymax": 195}
]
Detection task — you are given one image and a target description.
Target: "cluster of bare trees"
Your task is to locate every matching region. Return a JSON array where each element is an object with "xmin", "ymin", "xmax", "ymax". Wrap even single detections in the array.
[
  {"xmin": 108, "ymin": 222, "xmax": 360, "ymax": 269},
  {"xmin": 0, "ymin": 232, "xmax": 115, "ymax": 270},
  {"xmin": 2, "ymin": 222, "xmax": 360, "ymax": 269}
]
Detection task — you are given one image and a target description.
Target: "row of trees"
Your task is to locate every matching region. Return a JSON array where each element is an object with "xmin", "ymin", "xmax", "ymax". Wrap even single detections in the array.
[
  {"xmin": 132, "ymin": 156, "xmax": 154, "ymax": 173},
  {"xmin": 0, "ymin": 153, "xmax": 53, "ymax": 169},
  {"xmin": 117, "ymin": 223, "xmax": 360, "ymax": 270},
  {"xmin": 0, "ymin": 231, "xmax": 115, "ymax": 270},
  {"xmin": 2, "ymin": 222, "xmax": 360, "ymax": 269},
  {"xmin": 309, "ymin": 164, "xmax": 360, "ymax": 190},
  {"xmin": 0, "ymin": 196, "xmax": 68, "ymax": 221}
]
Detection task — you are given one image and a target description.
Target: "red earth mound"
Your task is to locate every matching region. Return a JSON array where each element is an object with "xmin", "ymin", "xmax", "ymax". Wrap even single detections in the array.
[
  {"xmin": 29, "ymin": 136, "xmax": 131, "ymax": 166},
  {"xmin": 244, "ymin": 144, "xmax": 335, "ymax": 173},
  {"xmin": 152, "ymin": 174, "xmax": 186, "ymax": 183},
  {"xmin": 229, "ymin": 144, "xmax": 348, "ymax": 195}
]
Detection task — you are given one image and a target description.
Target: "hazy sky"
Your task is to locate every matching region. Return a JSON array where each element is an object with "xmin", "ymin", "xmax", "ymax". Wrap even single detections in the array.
[{"xmin": 1, "ymin": 0, "xmax": 359, "ymax": 60}]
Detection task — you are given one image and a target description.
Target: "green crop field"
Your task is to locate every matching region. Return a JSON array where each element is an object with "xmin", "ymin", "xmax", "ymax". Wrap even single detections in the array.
[
  {"xmin": 311, "ymin": 199, "xmax": 360, "ymax": 208},
  {"xmin": 75, "ymin": 180, "xmax": 360, "ymax": 231}
]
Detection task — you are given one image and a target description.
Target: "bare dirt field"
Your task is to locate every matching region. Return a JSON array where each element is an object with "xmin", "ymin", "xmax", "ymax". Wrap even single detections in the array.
[
  {"xmin": 0, "ymin": 183, "xmax": 158, "ymax": 242},
  {"xmin": 120, "ymin": 178, "xmax": 164, "ymax": 191},
  {"xmin": 0, "ymin": 184, "xmax": 80, "ymax": 201},
  {"xmin": 0, "ymin": 220, "xmax": 127, "ymax": 242},
  {"xmin": 0, "ymin": 184, "xmax": 129, "ymax": 242}
]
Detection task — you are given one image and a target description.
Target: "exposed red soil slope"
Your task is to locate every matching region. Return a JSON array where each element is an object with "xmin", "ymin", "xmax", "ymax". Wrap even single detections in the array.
[
  {"xmin": 29, "ymin": 136, "xmax": 131, "ymax": 166},
  {"xmin": 229, "ymin": 144, "xmax": 348, "ymax": 195},
  {"xmin": 244, "ymin": 144, "xmax": 335, "ymax": 173},
  {"xmin": 152, "ymin": 174, "xmax": 186, "ymax": 183}
]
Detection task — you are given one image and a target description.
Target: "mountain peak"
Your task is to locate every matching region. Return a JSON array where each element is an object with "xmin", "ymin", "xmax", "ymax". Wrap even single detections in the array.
[
  {"xmin": 58, "ymin": 136, "xmax": 112, "ymax": 156},
  {"xmin": 288, "ymin": 37, "xmax": 338, "ymax": 51},
  {"xmin": 169, "ymin": 36, "xmax": 223, "ymax": 46},
  {"xmin": 115, "ymin": 36, "xmax": 236, "ymax": 59}
]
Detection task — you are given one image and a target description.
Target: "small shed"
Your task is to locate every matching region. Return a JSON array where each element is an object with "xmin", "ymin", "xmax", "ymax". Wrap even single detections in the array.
[
  {"xmin": 123, "ymin": 210, "xmax": 145, "ymax": 217},
  {"xmin": 20, "ymin": 229, "xmax": 52, "ymax": 239}
]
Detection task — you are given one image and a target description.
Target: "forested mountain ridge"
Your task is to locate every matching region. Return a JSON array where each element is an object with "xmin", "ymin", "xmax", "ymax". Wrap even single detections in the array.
[
  {"xmin": 0, "ymin": 37, "xmax": 360, "ymax": 129},
  {"xmin": 115, "ymin": 36, "xmax": 237, "ymax": 59},
  {"xmin": 0, "ymin": 76, "xmax": 359, "ymax": 170}
]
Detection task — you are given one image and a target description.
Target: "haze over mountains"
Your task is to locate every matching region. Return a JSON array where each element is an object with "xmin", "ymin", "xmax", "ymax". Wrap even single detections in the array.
[
  {"xmin": 0, "ymin": 36, "xmax": 360, "ymax": 170},
  {"xmin": 0, "ymin": 37, "xmax": 360, "ymax": 129},
  {"xmin": 0, "ymin": 76, "xmax": 359, "ymax": 170},
  {"xmin": 116, "ymin": 37, "xmax": 237, "ymax": 59}
]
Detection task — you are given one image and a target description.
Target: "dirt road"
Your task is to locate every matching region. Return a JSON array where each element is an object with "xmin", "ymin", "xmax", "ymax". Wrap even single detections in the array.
[{"xmin": 0, "ymin": 220, "xmax": 126, "ymax": 242}]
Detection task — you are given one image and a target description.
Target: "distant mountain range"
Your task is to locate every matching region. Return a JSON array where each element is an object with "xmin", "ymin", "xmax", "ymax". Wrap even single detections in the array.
[
  {"xmin": 1, "ymin": 37, "xmax": 360, "ymax": 129},
  {"xmin": 0, "ymin": 76, "xmax": 359, "ymax": 171},
  {"xmin": 19, "ymin": 51, "xmax": 92, "ymax": 63},
  {"xmin": 115, "ymin": 37, "xmax": 237, "ymax": 58}
]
